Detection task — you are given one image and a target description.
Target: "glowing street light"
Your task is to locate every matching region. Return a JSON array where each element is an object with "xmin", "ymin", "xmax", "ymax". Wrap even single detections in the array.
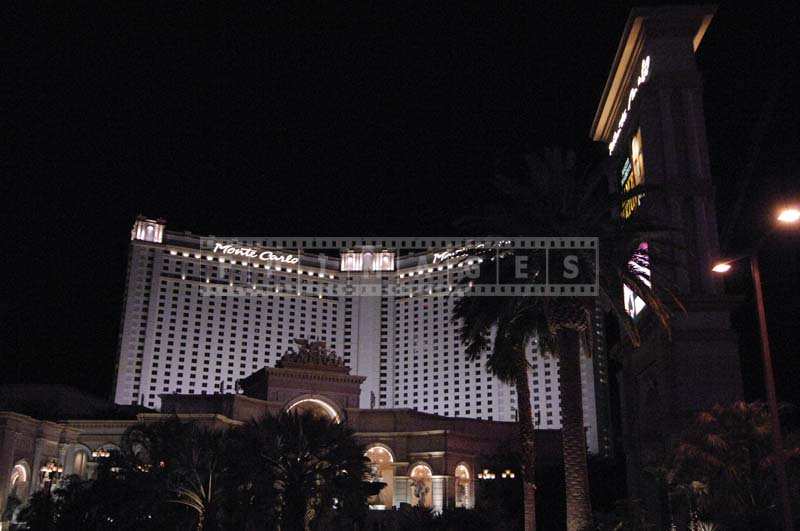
[
  {"xmin": 91, "ymin": 448, "xmax": 111, "ymax": 459},
  {"xmin": 711, "ymin": 204, "xmax": 798, "ymax": 531},
  {"xmin": 711, "ymin": 262, "xmax": 732, "ymax": 273},
  {"xmin": 478, "ymin": 468, "xmax": 516, "ymax": 480},
  {"xmin": 776, "ymin": 207, "xmax": 800, "ymax": 224},
  {"xmin": 477, "ymin": 469, "xmax": 496, "ymax": 480}
]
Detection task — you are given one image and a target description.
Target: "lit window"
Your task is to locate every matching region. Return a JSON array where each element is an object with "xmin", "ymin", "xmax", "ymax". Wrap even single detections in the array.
[
  {"xmin": 621, "ymin": 128, "xmax": 645, "ymax": 218},
  {"xmin": 340, "ymin": 251, "xmax": 363, "ymax": 271}
]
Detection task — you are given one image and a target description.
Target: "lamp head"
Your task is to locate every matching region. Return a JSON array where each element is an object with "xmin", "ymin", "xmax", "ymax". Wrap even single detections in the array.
[
  {"xmin": 777, "ymin": 207, "xmax": 800, "ymax": 224},
  {"xmin": 712, "ymin": 262, "xmax": 732, "ymax": 274}
]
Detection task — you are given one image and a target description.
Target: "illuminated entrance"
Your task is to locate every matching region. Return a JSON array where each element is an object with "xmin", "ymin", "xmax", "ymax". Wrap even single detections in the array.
[
  {"xmin": 285, "ymin": 396, "xmax": 342, "ymax": 423},
  {"xmin": 409, "ymin": 463, "xmax": 433, "ymax": 508},
  {"xmin": 365, "ymin": 445, "xmax": 395, "ymax": 509},
  {"xmin": 454, "ymin": 463, "xmax": 473, "ymax": 508}
]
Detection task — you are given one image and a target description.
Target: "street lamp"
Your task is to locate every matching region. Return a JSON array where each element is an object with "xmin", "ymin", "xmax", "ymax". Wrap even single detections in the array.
[
  {"xmin": 711, "ymin": 205, "xmax": 798, "ymax": 531},
  {"xmin": 776, "ymin": 207, "xmax": 800, "ymax": 224},
  {"xmin": 477, "ymin": 469, "xmax": 496, "ymax": 480},
  {"xmin": 91, "ymin": 448, "xmax": 111, "ymax": 459},
  {"xmin": 710, "ymin": 262, "xmax": 731, "ymax": 273},
  {"xmin": 478, "ymin": 468, "xmax": 517, "ymax": 480},
  {"xmin": 40, "ymin": 460, "xmax": 63, "ymax": 493}
]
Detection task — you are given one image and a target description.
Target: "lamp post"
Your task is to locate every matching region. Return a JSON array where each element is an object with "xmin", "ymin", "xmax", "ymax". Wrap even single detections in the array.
[
  {"xmin": 91, "ymin": 448, "xmax": 111, "ymax": 459},
  {"xmin": 477, "ymin": 469, "xmax": 496, "ymax": 480},
  {"xmin": 712, "ymin": 205, "xmax": 799, "ymax": 531},
  {"xmin": 39, "ymin": 460, "xmax": 63, "ymax": 494},
  {"xmin": 477, "ymin": 468, "xmax": 516, "ymax": 480}
]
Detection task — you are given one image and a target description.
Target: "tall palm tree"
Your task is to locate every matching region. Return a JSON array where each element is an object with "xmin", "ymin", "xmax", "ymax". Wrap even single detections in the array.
[
  {"xmin": 454, "ymin": 262, "xmax": 549, "ymax": 531},
  {"xmin": 456, "ymin": 148, "xmax": 680, "ymax": 531}
]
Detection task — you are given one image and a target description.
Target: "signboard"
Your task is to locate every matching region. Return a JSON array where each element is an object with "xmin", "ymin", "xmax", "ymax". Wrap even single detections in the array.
[
  {"xmin": 212, "ymin": 243, "xmax": 299, "ymax": 264},
  {"xmin": 608, "ymin": 55, "xmax": 651, "ymax": 155}
]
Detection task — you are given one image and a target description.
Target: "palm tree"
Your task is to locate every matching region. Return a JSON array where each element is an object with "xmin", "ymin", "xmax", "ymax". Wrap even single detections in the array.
[
  {"xmin": 456, "ymin": 148, "xmax": 680, "ymax": 531},
  {"xmin": 229, "ymin": 411, "xmax": 374, "ymax": 531},
  {"xmin": 664, "ymin": 401, "xmax": 800, "ymax": 530},
  {"xmin": 454, "ymin": 266, "xmax": 549, "ymax": 531},
  {"xmin": 168, "ymin": 427, "xmax": 228, "ymax": 531}
]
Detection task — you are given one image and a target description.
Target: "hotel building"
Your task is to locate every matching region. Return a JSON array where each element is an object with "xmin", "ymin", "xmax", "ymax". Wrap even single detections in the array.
[{"xmin": 113, "ymin": 218, "xmax": 612, "ymax": 454}]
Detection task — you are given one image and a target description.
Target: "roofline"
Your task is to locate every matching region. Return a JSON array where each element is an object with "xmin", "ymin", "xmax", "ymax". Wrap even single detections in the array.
[{"xmin": 590, "ymin": 5, "xmax": 716, "ymax": 142}]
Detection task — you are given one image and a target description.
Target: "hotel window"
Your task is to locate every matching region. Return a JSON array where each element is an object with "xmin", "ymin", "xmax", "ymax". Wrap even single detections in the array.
[{"xmin": 621, "ymin": 128, "xmax": 645, "ymax": 218}]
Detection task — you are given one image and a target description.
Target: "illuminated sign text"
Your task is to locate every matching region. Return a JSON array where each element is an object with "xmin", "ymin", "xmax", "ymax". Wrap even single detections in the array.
[
  {"xmin": 608, "ymin": 55, "xmax": 651, "ymax": 155},
  {"xmin": 212, "ymin": 243, "xmax": 299, "ymax": 264}
]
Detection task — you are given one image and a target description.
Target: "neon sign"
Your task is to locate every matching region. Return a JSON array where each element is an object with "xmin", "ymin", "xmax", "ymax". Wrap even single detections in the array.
[
  {"xmin": 608, "ymin": 55, "xmax": 651, "ymax": 155},
  {"xmin": 433, "ymin": 248, "xmax": 468, "ymax": 263},
  {"xmin": 433, "ymin": 243, "xmax": 485, "ymax": 264},
  {"xmin": 212, "ymin": 243, "xmax": 299, "ymax": 264}
]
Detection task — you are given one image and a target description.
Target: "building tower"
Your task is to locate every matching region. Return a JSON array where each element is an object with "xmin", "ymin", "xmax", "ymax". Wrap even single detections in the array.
[{"xmin": 591, "ymin": 5, "xmax": 742, "ymax": 519}]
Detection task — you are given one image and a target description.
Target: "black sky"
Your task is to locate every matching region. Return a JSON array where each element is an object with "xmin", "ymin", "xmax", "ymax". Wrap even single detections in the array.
[{"xmin": 5, "ymin": 3, "xmax": 800, "ymax": 406}]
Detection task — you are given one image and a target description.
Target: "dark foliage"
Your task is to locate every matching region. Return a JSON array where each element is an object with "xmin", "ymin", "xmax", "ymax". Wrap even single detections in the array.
[
  {"xmin": 14, "ymin": 411, "xmax": 374, "ymax": 531},
  {"xmin": 660, "ymin": 401, "xmax": 800, "ymax": 530}
]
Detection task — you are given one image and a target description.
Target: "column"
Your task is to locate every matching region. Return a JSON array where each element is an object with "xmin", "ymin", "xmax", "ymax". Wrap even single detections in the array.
[
  {"xmin": 393, "ymin": 477, "xmax": 409, "ymax": 507},
  {"xmin": 432, "ymin": 477, "xmax": 446, "ymax": 514}
]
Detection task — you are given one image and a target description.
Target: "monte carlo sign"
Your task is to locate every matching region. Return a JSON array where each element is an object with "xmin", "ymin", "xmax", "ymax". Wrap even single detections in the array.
[{"xmin": 212, "ymin": 243, "xmax": 299, "ymax": 264}]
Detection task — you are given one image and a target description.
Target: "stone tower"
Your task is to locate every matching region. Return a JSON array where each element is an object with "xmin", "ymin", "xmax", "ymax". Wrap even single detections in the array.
[{"xmin": 591, "ymin": 5, "xmax": 742, "ymax": 519}]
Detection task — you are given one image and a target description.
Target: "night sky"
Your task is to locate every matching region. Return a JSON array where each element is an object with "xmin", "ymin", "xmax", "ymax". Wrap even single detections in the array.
[{"xmin": 6, "ymin": 3, "xmax": 800, "ymax": 408}]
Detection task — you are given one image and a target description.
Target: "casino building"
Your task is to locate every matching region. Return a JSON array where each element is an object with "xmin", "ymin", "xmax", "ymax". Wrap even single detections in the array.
[
  {"xmin": 2, "ymin": 5, "xmax": 744, "ymax": 527},
  {"xmin": 1, "ymin": 343, "xmax": 563, "ymax": 523},
  {"xmin": 114, "ymin": 218, "xmax": 612, "ymax": 454}
]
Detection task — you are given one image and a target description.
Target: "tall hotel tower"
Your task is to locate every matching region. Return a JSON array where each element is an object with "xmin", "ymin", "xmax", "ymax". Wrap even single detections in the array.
[{"xmin": 115, "ymin": 217, "xmax": 611, "ymax": 453}]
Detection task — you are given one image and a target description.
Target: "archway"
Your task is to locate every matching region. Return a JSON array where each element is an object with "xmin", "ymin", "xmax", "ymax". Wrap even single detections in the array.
[
  {"xmin": 454, "ymin": 463, "xmax": 473, "ymax": 508},
  {"xmin": 409, "ymin": 463, "xmax": 433, "ymax": 509},
  {"xmin": 365, "ymin": 444, "xmax": 395, "ymax": 509},
  {"xmin": 87, "ymin": 443, "xmax": 122, "ymax": 479},
  {"xmin": 5, "ymin": 461, "xmax": 31, "ymax": 523},
  {"xmin": 63, "ymin": 444, "xmax": 92, "ymax": 478},
  {"xmin": 285, "ymin": 395, "xmax": 342, "ymax": 423},
  {"xmin": 8, "ymin": 462, "xmax": 30, "ymax": 500}
]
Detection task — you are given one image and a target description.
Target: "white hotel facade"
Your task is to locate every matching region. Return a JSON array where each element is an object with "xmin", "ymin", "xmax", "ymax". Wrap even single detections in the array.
[{"xmin": 114, "ymin": 217, "xmax": 611, "ymax": 454}]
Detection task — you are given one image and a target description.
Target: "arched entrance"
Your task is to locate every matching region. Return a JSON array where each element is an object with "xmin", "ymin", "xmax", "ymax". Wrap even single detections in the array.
[
  {"xmin": 365, "ymin": 444, "xmax": 395, "ymax": 509},
  {"xmin": 8, "ymin": 463, "xmax": 30, "ymax": 500},
  {"xmin": 454, "ymin": 463, "xmax": 473, "ymax": 508},
  {"xmin": 4, "ymin": 461, "xmax": 31, "ymax": 524},
  {"xmin": 409, "ymin": 463, "xmax": 433, "ymax": 508},
  {"xmin": 63, "ymin": 444, "xmax": 92, "ymax": 478},
  {"xmin": 284, "ymin": 395, "xmax": 342, "ymax": 423}
]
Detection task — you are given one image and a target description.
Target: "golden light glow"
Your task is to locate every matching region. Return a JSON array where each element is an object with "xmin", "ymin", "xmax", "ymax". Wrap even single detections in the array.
[
  {"xmin": 477, "ymin": 468, "xmax": 496, "ymax": 480},
  {"xmin": 365, "ymin": 446, "xmax": 394, "ymax": 465},
  {"xmin": 621, "ymin": 129, "xmax": 645, "ymax": 219},
  {"xmin": 410, "ymin": 464, "xmax": 433, "ymax": 479},
  {"xmin": 711, "ymin": 262, "xmax": 732, "ymax": 274},
  {"xmin": 286, "ymin": 398, "xmax": 341, "ymax": 423},
  {"xmin": 777, "ymin": 207, "xmax": 800, "ymax": 224},
  {"xmin": 10, "ymin": 464, "xmax": 27, "ymax": 484}
]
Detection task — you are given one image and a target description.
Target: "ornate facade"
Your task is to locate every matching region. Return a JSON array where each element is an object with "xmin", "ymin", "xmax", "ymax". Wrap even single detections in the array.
[{"xmin": 1, "ymin": 342, "xmax": 561, "ymax": 525}]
